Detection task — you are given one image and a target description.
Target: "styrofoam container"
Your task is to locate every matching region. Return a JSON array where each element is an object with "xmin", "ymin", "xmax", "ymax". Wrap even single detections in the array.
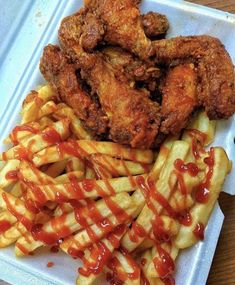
[{"xmin": 0, "ymin": 0, "xmax": 234, "ymax": 284}]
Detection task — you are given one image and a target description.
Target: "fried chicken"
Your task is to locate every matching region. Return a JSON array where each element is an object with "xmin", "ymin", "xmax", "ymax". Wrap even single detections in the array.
[
  {"xmin": 85, "ymin": 0, "xmax": 153, "ymax": 59},
  {"xmin": 141, "ymin": 12, "xmax": 169, "ymax": 39},
  {"xmin": 154, "ymin": 36, "xmax": 235, "ymax": 120},
  {"xmin": 101, "ymin": 47, "xmax": 161, "ymax": 84},
  {"xmin": 160, "ymin": 63, "xmax": 198, "ymax": 134},
  {"xmin": 58, "ymin": 14, "xmax": 161, "ymax": 148},
  {"xmin": 40, "ymin": 44, "xmax": 108, "ymax": 135}
]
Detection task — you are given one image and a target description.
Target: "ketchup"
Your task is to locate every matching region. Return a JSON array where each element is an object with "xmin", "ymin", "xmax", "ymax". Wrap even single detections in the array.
[
  {"xmin": 47, "ymin": 262, "xmax": 54, "ymax": 268},
  {"xmin": 195, "ymin": 148, "xmax": 214, "ymax": 204},
  {"xmin": 5, "ymin": 170, "xmax": 18, "ymax": 181},
  {"xmin": 193, "ymin": 222, "xmax": 205, "ymax": 240},
  {"xmin": 42, "ymin": 129, "xmax": 62, "ymax": 144}
]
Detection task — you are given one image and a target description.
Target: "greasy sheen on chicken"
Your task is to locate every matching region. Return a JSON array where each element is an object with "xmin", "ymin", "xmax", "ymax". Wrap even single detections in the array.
[
  {"xmin": 58, "ymin": 14, "xmax": 161, "ymax": 148},
  {"xmin": 154, "ymin": 36, "xmax": 235, "ymax": 120},
  {"xmin": 85, "ymin": 0, "xmax": 153, "ymax": 59},
  {"xmin": 160, "ymin": 63, "xmax": 198, "ymax": 134},
  {"xmin": 40, "ymin": 44, "xmax": 108, "ymax": 135}
]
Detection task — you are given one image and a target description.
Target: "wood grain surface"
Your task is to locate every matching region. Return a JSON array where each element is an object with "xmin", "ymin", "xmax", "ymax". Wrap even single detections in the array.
[{"xmin": 0, "ymin": 1, "xmax": 234, "ymax": 285}]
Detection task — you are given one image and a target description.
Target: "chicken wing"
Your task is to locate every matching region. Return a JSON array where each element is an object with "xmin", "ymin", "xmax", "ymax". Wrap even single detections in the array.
[
  {"xmin": 154, "ymin": 36, "xmax": 235, "ymax": 120},
  {"xmin": 40, "ymin": 44, "xmax": 108, "ymax": 135},
  {"xmin": 86, "ymin": 0, "xmax": 153, "ymax": 59},
  {"xmin": 160, "ymin": 63, "xmax": 198, "ymax": 134}
]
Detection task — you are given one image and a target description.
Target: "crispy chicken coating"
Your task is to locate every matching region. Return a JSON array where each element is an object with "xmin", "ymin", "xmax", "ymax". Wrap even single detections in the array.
[
  {"xmin": 58, "ymin": 15, "xmax": 161, "ymax": 148},
  {"xmin": 141, "ymin": 12, "xmax": 169, "ymax": 38},
  {"xmin": 40, "ymin": 44, "xmax": 108, "ymax": 135},
  {"xmin": 101, "ymin": 47, "xmax": 161, "ymax": 84},
  {"xmin": 160, "ymin": 63, "xmax": 198, "ymax": 134},
  {"xmin": 86, "ymin": 0, "xmax": 153, "ymax": 59},
  {"xmin": 154, "ymin": 36, "xmax": 235, "ymax": 120}
]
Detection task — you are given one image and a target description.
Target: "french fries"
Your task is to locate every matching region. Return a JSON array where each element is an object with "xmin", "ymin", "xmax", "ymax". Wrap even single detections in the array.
[{"xmin": 0, "ymin": 85, "xmax": 231, "ymax": 285}]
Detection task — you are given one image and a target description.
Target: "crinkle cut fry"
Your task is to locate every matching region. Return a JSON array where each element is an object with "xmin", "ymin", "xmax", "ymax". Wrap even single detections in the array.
[
  {"xmin": 15, "ymin": 192, "xmax": 133, "ymax": 256},
  {"xmin": 32, "ymin": 140, "xmax": 154, "ymax": 167}
]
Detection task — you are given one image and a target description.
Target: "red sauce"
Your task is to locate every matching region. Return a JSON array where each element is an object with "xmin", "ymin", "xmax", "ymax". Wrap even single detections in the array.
[
  {"xmin": 140, "ymin": 258, "xmax": 147, "ymax": 267},
  {"xmin": 187, "ymin": 129, "xmax": 207, "ymax": 144},
  {"xmin": 104, "ymin": 197, "xmax": 130, "ymax": 223},
  {"xmin": 47, "ymin": 262, "xmax": 54, "ymax": 268},
  {"xmin": 193, "ymin": 222, "xmax": 205, "ymax": 240},
  {"xmin": 74, "ymin": 199, "xmax": 103, "ymax": 228},
  {"xmin": 174, "ymin": 159, "xmax": 199, "ymax": 177},
  {"xmin": 0, "ymin": 220, "xmax": 11, "ymax": 233},
  {"xmin": 31, "ymin": 223, "xmax": 62, "ymax": 245},
  {"xmin": 11, "ymin": 124, "xmax": 38, "ymax": 145},
  {"xmin": 82, "ymin": 179, "xmax": 95, "ymax": 192},
  {"xmin": 161, "ymin": 276, "xmax": 175, "ymax": 285},
  {"xmin": 153, "ymin": 245, "xmax": 175, "ymax": 279},
  {"xmin": 136, "ymin": 175, "xmax": 149, "ymax": 199},
  {"xmin": 195, "ymin": 148, "xmax": 214, "ymax": 204},
  {"xmin": 100, "ymin": 155, "xmax": 119, "ymax": 177},
  {"xmin": 148, "ymin": 181, "xmax": 176, "ymax": 218},
  {"xmin": 50, "ymin": 245, "xmax": 59, "ymax": 253},
  {"xmin": 5, "ymin": 170, "xmax": 18, "ymax": 181},
  {"xmin": 140, "ymin": 272, "xmax": 150, "ymax": 285},
  {"xmin": 51, "ymin": 214, "xmax": 71, "ymax": 238},
  {"xmin": 106, "ymin": 272, "xmax": 123, "ymax": 285},
  {"xmin": 128, "ymin": 222, "xmax": 148, "ymax": 243},
  {"xmin": 106, "ymin": 225, "xmax": 126, "ymax": 250},
  {"xmin": 68, "ymin": 247, "xmax": 84, "ymax": 259},
  {"xmin": 177, "ymin": 210, "xmax": 192, "ymax": 226},
  {"xmin": 79, "ymin": 241, "xmax": 112, "ymax": 276},
  {"xmin": 152, "ymin": 216, "xmax": 170, "ymax": 243},
  {"xmin": 119, "ymin": 248, "xmax": 140, "ymax": 280},
  {"xmin": 42, "ymin": 129, "xmax": 62, "ymax": 144},
  {"xmin": 14, "ymin": 146, "xmax": 30, "ymax": 161},
  {"xmin": 68, "ymin": 176, "xmax": 85, "ymax": 200},
  {"xmin": 2, "ymin": 192, "xmax": 32, "ymax": 231},
  {"xmin": 103, "ymin": 179, "xmax": 115, "ymax": 195},
  {"xmin": 16, "ymin": 242, "xmax": 29, "ymax": 255},
  {"xmin": 57, "ymin": 140, "xmax": 88, "ymax": 159}
]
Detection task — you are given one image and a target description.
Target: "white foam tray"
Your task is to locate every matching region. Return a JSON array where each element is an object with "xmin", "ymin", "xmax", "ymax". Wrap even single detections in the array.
[{"xmin": 0, "ymin": 1, "xmax": 234, "ymax": 284}]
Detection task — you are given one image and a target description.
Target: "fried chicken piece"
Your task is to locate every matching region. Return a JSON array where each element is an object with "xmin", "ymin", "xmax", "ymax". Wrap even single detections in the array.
[
  {"xmin": 59, "ymin": 16, "xmax": 161, "ymax": 148},
  {"xmin": 39, "ymin": 44, "xmax": 107, "ymax": 134},
  {"xmin": 86, "ymin": 0, "xmax": 153, "ymax": 59},
  {"xmin": 141, "ymin": 12, "xmax": 169, "ymax": 39},
  {"xmin": 81, "ymin": 57, "xmax": 161, "ymax": 148},
  {"xmin": 81, "ymin": 12, "xmax": 105, "ymax": 52},
  {"xmin": 102, "ymin": 47, "xmax": 161, "ymax": 84},
  {"xmin": 160, "ymin": 63, "xmax": 198, "ymax": 134},
  {"xmin": 154, "ymin": 36, "xmax": 235, "ymax": 120}
]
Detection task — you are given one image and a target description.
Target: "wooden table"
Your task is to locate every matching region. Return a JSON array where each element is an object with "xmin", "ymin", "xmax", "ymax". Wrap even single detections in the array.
[{"xmin": 0, "ymin": 1, "xmax": 234, "ymax": 285}]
